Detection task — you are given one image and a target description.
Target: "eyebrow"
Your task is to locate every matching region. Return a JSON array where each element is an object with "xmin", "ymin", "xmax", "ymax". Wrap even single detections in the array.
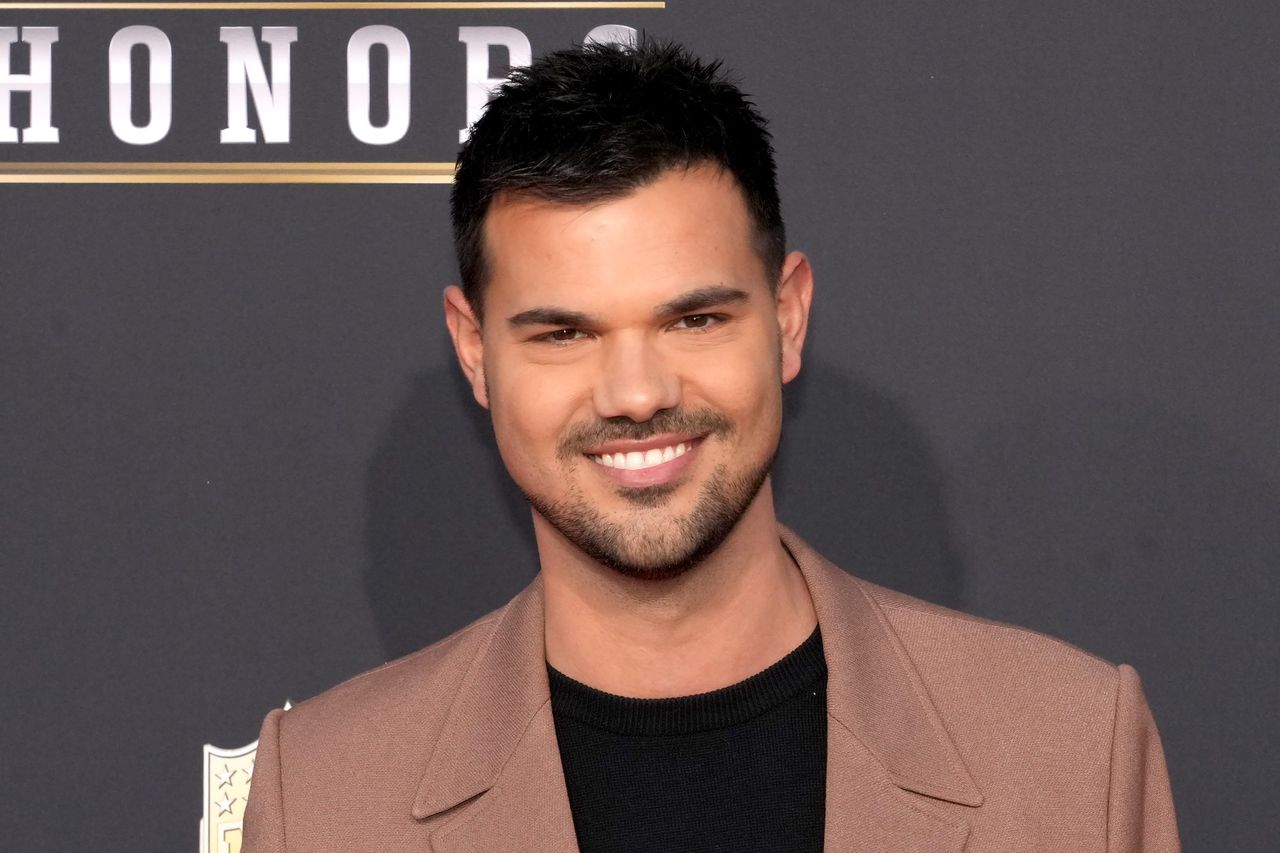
[
  {"xmin": 652, "ymin": 286, "xmax": 750, "ymax": 318},
  {"xmin": 505, "ymin": 285, "xmax": 751, "ymax": 329},
  {"xmin": 507, "ymin": 306, "xmax": 600, "ymax": 328}
]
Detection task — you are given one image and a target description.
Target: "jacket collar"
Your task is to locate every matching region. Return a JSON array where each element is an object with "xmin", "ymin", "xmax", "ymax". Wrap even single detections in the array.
[
  {"xmin": 412, "ymin": 526, "xmax": 982, "ymax": 849},
  {"xmin": 781, "ymin": 527, "xmax": 984, "ymax": 809},
  {"xmin": 411, "ymin": 576, "xmax": 552, "ymax": 820}
]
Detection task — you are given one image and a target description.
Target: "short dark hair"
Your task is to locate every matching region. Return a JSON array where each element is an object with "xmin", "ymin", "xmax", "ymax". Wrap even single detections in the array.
[{"xmin": 451, "ymin": 38, "xmax": 785, "ymax": 320}]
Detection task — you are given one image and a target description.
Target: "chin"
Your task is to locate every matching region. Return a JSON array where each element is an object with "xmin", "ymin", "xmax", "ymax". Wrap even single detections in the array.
[{"xmin": 526, "ymin": 453, "xmax": 775, "ymax": 581}]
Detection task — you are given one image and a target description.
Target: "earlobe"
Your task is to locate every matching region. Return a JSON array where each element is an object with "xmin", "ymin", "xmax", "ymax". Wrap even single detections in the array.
[
  {"xmin": 443, "ymin": 285, "xmax": 490, "ymax": 408},
  {"xmin": 775, "ymin": 251, "xmax": 814, "ymax": 384}
]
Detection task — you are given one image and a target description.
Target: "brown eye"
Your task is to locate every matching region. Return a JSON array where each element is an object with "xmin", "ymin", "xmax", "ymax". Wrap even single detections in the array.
[
  {"xmin": 672, "ymin": 314, "xmax": 723, "ymax": 331},
  {"xmin": 539, "ymin": 328, "xmax": 587, "ymax": 343}
]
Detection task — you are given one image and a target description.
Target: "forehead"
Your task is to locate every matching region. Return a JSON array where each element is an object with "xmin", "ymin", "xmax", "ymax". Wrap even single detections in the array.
[{"xmin": 480, "ymin": 166, "xmax": 768, "ymax": 313}]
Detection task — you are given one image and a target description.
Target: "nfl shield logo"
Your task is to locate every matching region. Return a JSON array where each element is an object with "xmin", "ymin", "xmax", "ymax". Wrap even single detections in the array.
[
  {"xmin": 201, "ymin": 703, "xmax": 288, "ymax": 853},
  {"xmin": 200, "ymin": 739, "xmax": 257, "ymax": 853}
]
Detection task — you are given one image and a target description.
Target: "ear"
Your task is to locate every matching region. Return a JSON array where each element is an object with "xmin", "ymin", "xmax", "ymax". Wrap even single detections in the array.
[
  {"xmin": 443, "ymin": 285, "xmax": 489, "ymax": 408},
  {"xmin": 775, "ymin": 251, "xmax": 814, "ymax": 384}
]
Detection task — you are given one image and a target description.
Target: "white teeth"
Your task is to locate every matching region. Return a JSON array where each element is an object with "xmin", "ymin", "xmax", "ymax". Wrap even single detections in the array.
[{"xmin": 590, "ymin": 441, "xmax": 694, "ymax": 471}]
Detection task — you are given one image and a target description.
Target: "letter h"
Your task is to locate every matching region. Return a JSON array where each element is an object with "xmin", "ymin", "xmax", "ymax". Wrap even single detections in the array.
[{"xmin": 0, "ymin": 27, "xmax": 59, "ymax": 143}]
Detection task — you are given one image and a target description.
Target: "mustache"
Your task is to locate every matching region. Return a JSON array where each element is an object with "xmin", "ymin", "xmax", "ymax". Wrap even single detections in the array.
[{"xmin": 558, "ymin": 408, "xmax": 734, "ymax": 460}]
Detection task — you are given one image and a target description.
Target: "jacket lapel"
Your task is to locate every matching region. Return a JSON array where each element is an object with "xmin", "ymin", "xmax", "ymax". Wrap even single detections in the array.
[
  {"xmin": 426, "ymin": 702, "xmax": 579, "ymax": 853},
  {"xmin": 412, "ymin": 530, "xmax": 982, "ymax": 853},
  {"xmin": 782, "ymin": 528, "xmax": 982, "ymax": 851},
  {"xmin": 410, "ymin": 577, "xmax": 579, "ymax": 853},
  {"xmin": 823, "ymin": 719, "xmax": 971, "ymax": 850}
]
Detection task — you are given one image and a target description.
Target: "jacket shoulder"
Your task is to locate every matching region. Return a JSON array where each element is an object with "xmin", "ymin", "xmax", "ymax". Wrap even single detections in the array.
[
  {"xmin": 853, "ymin": 576, "xmax": 1128, "ymax": 801},
  {"xmin": 275, "ymin": 605, "xmax": 505, "ymax": 756},
  {"xmin": 856, "ymin": 576, "xmax": 1116, "ymax": 685},
  {"xmin": 844, "ymin": 575, "xmax": 1179, "ymax": 846},
  {"xmin": 244, "ymin": 596, "xmax": 534, "ymax": 851}
]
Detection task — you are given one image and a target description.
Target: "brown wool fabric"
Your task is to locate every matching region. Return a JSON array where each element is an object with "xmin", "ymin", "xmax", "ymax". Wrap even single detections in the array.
[{"xmin": 242, "ymin": 527, "xmax": 1180, "ymax": 852}]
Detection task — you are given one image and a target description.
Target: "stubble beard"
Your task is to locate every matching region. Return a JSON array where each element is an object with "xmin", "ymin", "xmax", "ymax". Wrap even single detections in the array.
[{"xmin": 524, "ymin": 421, "xmax": 778, "ymax": 581}]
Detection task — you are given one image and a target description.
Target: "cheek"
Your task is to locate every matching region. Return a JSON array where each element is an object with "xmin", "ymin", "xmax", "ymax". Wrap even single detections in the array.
[
  {"xmin": 488, "ymin": 361, "xmax": 591, "ymax": 471},
  {"xmin": 687, "ymin": 341, "xmax": 784, "ymax": 428}
]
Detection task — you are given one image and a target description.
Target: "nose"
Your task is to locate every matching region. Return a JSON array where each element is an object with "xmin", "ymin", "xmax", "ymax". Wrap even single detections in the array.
[{"xmin": 593, "ymin": 333, "xmax": 681, "ymax": 422}]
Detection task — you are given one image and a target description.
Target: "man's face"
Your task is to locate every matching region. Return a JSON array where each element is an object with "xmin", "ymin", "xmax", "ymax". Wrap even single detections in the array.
[{"xmin": 445, "ymin": 165, "xmax": 812, "ymax": 578}]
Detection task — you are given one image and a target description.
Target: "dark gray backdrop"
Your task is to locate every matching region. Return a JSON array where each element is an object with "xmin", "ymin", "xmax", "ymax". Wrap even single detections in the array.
[{"xmin": 2, "ymin": 1, "xmax": 1277, "ymax": 849}]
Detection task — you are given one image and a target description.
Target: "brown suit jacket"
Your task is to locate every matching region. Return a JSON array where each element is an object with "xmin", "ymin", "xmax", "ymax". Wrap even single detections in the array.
[{"xmin": 243, "ymin": 529, "xmax": 1180, "ymax": 851}]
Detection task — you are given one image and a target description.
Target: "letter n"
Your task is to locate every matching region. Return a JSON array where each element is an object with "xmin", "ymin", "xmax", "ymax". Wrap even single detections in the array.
[{"xmin": 220, "ymin": 26, "xmax": 297, "ymax": 143}]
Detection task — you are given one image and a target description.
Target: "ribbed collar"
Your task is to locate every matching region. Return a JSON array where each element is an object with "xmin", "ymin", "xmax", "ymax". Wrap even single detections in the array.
[{"xmin": 546, "ymin": 627, "xmax": 826, "ymax": 737}]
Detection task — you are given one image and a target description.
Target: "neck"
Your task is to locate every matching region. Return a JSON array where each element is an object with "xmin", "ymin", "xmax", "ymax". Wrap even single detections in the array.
[{"xmin": 538, "ymin": 480, "xmax": 817, "ymax": 698}]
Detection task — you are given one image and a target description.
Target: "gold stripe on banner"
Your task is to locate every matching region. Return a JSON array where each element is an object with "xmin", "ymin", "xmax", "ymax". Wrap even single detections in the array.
[
  {"xmin": 0, "ymin": 162, "xmax": 458, "ymax": 183},
  {"xmin": 0, "ymin": 2, "xmax": 665, "ymax": 10}
]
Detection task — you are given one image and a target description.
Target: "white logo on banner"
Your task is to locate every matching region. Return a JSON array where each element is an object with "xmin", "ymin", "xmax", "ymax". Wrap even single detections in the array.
[{"xmin": 199, "ymin": 701, "xmax": 290, "ymax": 853}]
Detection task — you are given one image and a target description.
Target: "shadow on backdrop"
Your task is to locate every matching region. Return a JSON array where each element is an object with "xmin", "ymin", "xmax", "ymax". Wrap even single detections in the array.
[
  {"xmin": 948, "ymin": 395, "xmax": 1280, "ymax": 851},
  {"xmin": 776, "ymin": 359, "xmax": 965, "ymax": 609},
  {"xmin": 363, "ymin": 361, "xmax": 537, "ymax": 661},
  {"xmin": 364, "ymin": 354, "xmax": 965, "ymax": 658}
]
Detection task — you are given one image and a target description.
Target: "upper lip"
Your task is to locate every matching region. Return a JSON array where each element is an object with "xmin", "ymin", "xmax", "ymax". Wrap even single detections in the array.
[{"xmin": 582, "ymin": 433, "xmax": 704, "ymax": 456}]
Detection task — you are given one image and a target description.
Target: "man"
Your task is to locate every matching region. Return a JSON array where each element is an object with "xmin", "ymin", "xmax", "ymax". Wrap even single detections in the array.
[{"xmin": 243, "ymin": 40, "xmax": 1179, "ymax": 852}]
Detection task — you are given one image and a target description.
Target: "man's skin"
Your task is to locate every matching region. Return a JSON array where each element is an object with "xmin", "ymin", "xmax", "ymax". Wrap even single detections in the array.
[{"xmin": 444, "ymin": 164, "xmax": 818, "ymax": 698}]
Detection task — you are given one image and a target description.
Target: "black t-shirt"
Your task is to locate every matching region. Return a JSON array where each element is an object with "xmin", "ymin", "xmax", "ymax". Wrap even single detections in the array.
[{"xmin": 548, "ymin": 628, "xmax": 828, "ymax": 853}]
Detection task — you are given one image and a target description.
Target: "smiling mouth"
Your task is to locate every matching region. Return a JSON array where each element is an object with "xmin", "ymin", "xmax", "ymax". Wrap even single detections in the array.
[{"xmin": 587, "ymin": 440, "xmax": 698, "ymax": 471}]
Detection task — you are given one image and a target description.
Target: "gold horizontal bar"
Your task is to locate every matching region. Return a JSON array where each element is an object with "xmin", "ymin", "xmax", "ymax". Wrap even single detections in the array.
[
  {"xmin": 0, "ymin": 2, "xmax": 664, "ymax": 10},
  {"xmin": 0, "ymin": 172, "xmax": 454, "ymax": 182},
  {"xmin": 0, "ymin": 160, "xmax": 456, "ymax": 171},
  {"xmin": 0, "ymin": 162, "xmax": 456, "ymax": 182}
]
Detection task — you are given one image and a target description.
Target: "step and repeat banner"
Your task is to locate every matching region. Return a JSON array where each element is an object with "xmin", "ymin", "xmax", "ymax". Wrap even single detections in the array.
[{"xmin": 2, "ymin": 1, "xmax": 1277, "ymax": 850}]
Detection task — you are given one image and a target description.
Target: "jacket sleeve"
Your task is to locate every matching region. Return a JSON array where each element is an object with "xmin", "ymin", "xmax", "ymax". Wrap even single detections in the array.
[
  {"xmin": 242, "ymin": 708, "xmax": 288, "ymax": 853},
  {"xmin": 1107, "ymin": 664, "xmax": 1180, "ymax": 852}
]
